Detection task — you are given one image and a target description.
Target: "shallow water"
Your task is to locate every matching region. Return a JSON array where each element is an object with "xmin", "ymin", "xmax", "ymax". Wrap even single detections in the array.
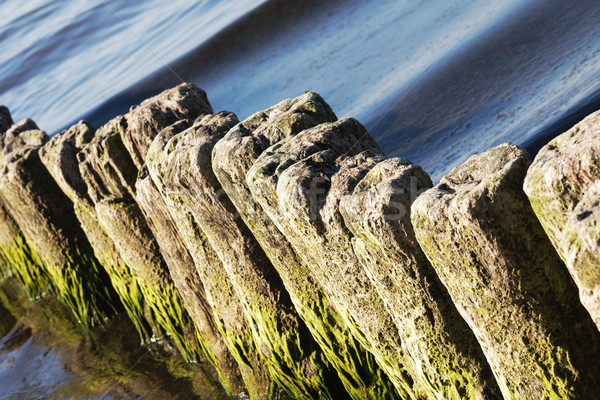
[
  {"xmin": 366, "ymin": 0, "xmax": 600, "ymax": 181},
  {"xmin": 0, "ymin": 325, "xmax": 72, "ymax": 400},
  {"xmin": 1, "ymin": 0, "xmax": 600, "ymax": 397},
  {"xmin": 0, "ymin": 278, "xmax": 228, "ymax": 400}
]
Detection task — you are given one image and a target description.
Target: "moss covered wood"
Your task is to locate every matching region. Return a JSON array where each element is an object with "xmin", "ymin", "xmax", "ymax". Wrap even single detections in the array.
[
  {"xmin": 0, "ymin": 117, "xmax": 120, "ymax": 329},
  {"xmin": 0, "ymin": 115, "xmax": 57, "ymax": 297},
  {"xmin": 524, "ymin": 110, "xmax": 600, "ymax": 330},
  {"xmin": 523, "ymin": 110, "xmax": 600, "ymax": 252},
  {"xmin": 248, "ymin": 119, "xmax": 423, "ymax": 398},
  {"xmin": 563, "ymin": 180, "xmax": 600, "ymax": 329},
  {"xmin": 411, "ymin": 143, "xmax": 600, "ymax": 399},
  {"xmin": 120, "ymin": 85, "xmax": 255, "ymax": 395},
  {"xmin": 0, "ymin": 199, "xmax": 52, "ymax": 298},
  {"xmin": 146, "ymin": 111, "xmax": 346, "ymax": 399},
  {"xmin": 77, "ymin": 116, "xmax": 202, "ymax": 361},
  {"xmin": 147, "ymin": 119, "xmax": 284, "ymax": 400},
  {"xmin": 39, "ymin": 121, "xmax": 152, "ymax": 342},
  {"xmin": 122, "ymin": 83, "xmax": 213, "ymax": 170},
  {"xmin": 340, "ymin": 157, "xmax": 500, "ymax": 400},
  {"xmin": 136, "ymin": 167, "xmax": 246, "ymax": 396},
  {"xmin": 212, "ymin": 93, "xmax": 400, "ymax": 400}
]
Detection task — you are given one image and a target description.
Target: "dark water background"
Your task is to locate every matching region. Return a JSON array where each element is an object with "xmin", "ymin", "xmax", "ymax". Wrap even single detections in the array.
[{"xmin": 1, "ymin": 0, "xmax": 599, "ymax": 397}]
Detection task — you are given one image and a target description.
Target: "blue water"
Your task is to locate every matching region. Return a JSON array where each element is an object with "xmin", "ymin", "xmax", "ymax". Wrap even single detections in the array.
[
  {"xmin": 1, "ymin": 0, "xmax": 600, "ymax": 397},
  {"xmin": 0, "ymin": 325, "xmax": 67, "ymax": 399},
  {"xmin": 0, "ymin": 0, "xmax": 267, "ymax": 132},
  {"xmin": 0, "ymin": 326, "xmax": 72, "ymax": 400}
]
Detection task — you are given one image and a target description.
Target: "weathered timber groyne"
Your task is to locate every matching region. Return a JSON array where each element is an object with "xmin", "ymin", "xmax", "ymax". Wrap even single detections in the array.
[
  {"xmin": 411, "ymin": 144, "xmax": 600, "ymax": 399},
  {"xmin": 0, "ymin": 83, "xmax": 599, "ymax": 399},
  {"xmin": 523, "ymin": 112, "xmax": 600, "ymax": 332},
  {"xmin": 212, "ymin": 95, "xmax": 399, "ymax": 400},
  {"xmin": 0, "ymin": 116, "xmax": 120, "ymax": 329}
]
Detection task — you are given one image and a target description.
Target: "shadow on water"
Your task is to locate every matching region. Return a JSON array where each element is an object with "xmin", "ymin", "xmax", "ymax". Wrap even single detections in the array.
[
  {"xmin": 67, "ymin": 0, "xmax": 600, "ymax": 186},
  {"xmin": 0, "ymin": 299, "xmax": 16, "ymax": 340},
  {"xmin": 0, "ymin": 278, "xmax": 229, "ymax": 400},
  {"xmin": 363, "ymin": 0, "xmax": 600, "ymax": 181},
  {"xmin": 521, "ymin": 88, "xmax": 600, "ymax": 155},
  {"xmin": 66, "ymin": 0, "xmax": 347, "ymax": 133}
]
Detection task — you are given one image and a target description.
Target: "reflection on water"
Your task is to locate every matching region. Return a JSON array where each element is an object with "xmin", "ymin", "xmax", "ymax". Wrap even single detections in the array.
[
  {"xmin": 0, "ymin": 325, "xmax": 72, "ymax": 400},
  {"xmin": 0, "ymin": 278, "xmax": 228, "ymax": 400}
]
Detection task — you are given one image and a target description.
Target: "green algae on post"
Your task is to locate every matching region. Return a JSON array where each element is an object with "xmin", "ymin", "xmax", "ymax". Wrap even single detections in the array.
[
  {"xmin": 39, "ymin": 121, "xmax": 153, "ymax": 342},
  {"xmin": 412, "ymin": 143, "xmax": 600, "ymax": 399},
  {"xmin": 146, "ymin": 118, "xmax": 282, "ymax": 400},
  {"xmin": 212, "ymin": 93, "xmax": 401, "ymax": 400},
  {"xmin": 77, "ymin": 116, "xmax": 203, "ymax": 361},
  {"xmin": 0, "ymin": 200, "xmax": 53, "ymax": 299},
  {"xmin": 340, "ymin": 157, "xmax": 500, "ymax": 400},
  {"xmin": 136, "ymin": 167, "xmax": 246, "ymax": 396},
  {"xmin": 146, "ymin": 111, "xmax": 345, "ymax": 399},
  {"xmin": 120, "ymin": 85, "xmax": 249, "ymax": 395},
  {"xmin": 247, "ymin": 119, "xmax": 419, "ymax": 398},
  {"xmin": 0, "ymin": 116, "xmax": 120, "ymax": 329}
]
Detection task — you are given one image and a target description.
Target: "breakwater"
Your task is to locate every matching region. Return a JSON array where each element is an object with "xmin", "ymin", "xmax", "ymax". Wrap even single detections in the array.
[{"xmin": 0, "ymin": 85, "xmax": 599, "ymax": 399}]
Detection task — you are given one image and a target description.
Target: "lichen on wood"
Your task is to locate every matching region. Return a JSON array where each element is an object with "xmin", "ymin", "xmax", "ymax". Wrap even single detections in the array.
[
  {"xmin": 524, "ymin": 110, "xmax": 600, "ymax": 331},
  {"xmin": 412, "ymin": 143, "xmax": 600, "ymax": 399},
  {"xmin": 123, "ymin": 83, "xmax": 213, "ymax": 170},
  {"xmin": 77, "ymin": 116, "xmax": 202, "ymax": 361},
  {"xmin": 212, "ymin": 93, "xmax": 400, "ymax": 399},
  {"xmin": 39, "ymin": 121, "xmax": 152, "ymax": 341},
  {"xmin": 248, "ymin": 118, "xmax": 423, "ymax": 398},
  {"xmin": 563, "ymin": 181, "xmax": 600, "ymax": 329},
  {"xmin": 136, "ymin": 166, "xmax": 246, "ymax": 396},
  {"xmin": 147, "ymin": 110, "xmax": 344, "ymax": 399},
  {"xmin": 524, "ymin": 110, "xmax": 600, "ymax": 252},
  {"xmin": 340, "ymin": 157, "xmax": 500, "ymax": 399},
  {"xmin": 0, "ymin": 116, "xmax": 120, "ymax": 329},
  {"xmin": 146, "ymin": 117, "xmax": 283, "ymax": 400}
]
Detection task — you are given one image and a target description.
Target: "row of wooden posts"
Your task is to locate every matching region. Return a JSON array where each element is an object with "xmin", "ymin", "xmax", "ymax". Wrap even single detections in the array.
[{"xmin": 0, "ymin": 84, "xmax": 599, "ymax": 399}]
